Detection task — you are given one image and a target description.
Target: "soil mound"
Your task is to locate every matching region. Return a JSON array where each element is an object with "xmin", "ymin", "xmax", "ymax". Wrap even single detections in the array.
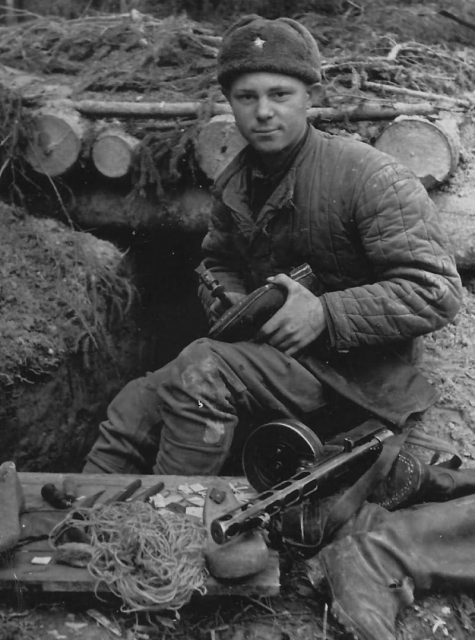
[{"xmin": 0, "ymin": 203, "xmax": 133, "ymax": 385}]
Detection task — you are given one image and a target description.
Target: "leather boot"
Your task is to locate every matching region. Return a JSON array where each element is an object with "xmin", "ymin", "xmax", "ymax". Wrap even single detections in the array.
[
  {"xmin": 306, "ymin": 495, "xmax": 475, "ymax": 640},
  {"xmin": 370, "ymin": 450, "xmax": 475, "ymax": 509}
]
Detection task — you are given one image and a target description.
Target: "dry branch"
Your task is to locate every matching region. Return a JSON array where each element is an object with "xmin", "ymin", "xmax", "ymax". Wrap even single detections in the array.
[
  {"xmin": 321, "ymin": 57, "xmax": 399, "ymax": 74},
  {"xmin": 439, "ymin": 10, "xmax": 475, "ymax": 32},
  {"xmin": 363, "ymin": 81, "xmax": 472, "ymax": 108}
]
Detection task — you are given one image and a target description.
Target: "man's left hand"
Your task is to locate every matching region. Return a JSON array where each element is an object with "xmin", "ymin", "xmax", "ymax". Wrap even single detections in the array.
[{"xmin": 258, "ymin": 274, "xmax": 327, "ymax": 356}]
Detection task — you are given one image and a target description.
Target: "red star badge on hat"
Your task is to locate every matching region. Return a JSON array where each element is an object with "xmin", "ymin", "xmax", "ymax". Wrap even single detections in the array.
[{"xmin": 253, "ymin": 36, "xmax": 266, "ymax": 48}]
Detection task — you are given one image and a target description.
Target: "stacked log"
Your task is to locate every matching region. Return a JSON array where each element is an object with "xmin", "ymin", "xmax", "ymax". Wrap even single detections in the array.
[
  {"xmin": 195, "ymin": 114, "xmax": 246, "ymax": 181},
  {"xmin": 92, "ymin": 126, "xmax": 140, "ymax": 178},
  {"xmin": 20, "ymin": 97, "xmax": 458, "ymax": 183},
  {"xmin": 17, "ymin": 96, "xmax": 452, "ymax": 181},
  {"xmin": 374, "ymin": 115, "xmax": 461, "ymax": 189},
  {"xmin": 24, "ymin": 108, "xmax": 88, "ymax": 177}
]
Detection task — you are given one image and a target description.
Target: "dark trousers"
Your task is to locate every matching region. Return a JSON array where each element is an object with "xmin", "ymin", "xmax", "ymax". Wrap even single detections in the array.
[{"xmin": 84, "ymin": 338, "xmax": 326, "ymax": 475}]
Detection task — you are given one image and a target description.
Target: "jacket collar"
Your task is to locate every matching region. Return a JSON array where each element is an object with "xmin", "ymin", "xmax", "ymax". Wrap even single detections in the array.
[{"xmin": 213, "ymin": 125, "xmax": 319, "ymax": 238}]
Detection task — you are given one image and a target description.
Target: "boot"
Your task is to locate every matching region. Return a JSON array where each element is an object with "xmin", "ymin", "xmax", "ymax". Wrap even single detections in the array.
[
  {"xmin": 306, "ymin": 494, "xmax": 475, "ymax": 640},
  {"xmin": 370, "ymin": 450, "xmax": 475, "ymax": 509}
]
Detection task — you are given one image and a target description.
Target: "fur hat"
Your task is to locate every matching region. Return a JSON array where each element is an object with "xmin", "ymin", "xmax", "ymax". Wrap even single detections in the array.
[{"xmin": 217, "ymin": 15, "xmax": 321, "ymax": 90}]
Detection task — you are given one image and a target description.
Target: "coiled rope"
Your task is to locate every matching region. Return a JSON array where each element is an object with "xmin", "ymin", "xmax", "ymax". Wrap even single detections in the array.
[{"xmin": 50, "ymin": 501, "xmax": 208, "ymax": 613}]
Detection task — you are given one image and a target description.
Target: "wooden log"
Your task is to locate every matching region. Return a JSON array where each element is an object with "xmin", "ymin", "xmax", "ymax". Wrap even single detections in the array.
[
  {"xmin": 0, "ymin": 61, "xmax": 455, "ymax": 126},
  {"xmin": 196, "ymin": 114, "xmax": 247, "ymax": 181},
  {"xmin": 91, "ymin": 127, "xmax": 140, "ymax": 178},
  {"xmin": 374, "ymin": 115, "xmax": 460, "ymax": 189},
  {"xmin": 309, "ymin": 101, "xmax": 443, "ymax": 122},
  {"xmin": 62, "ymin": 98, "xmax": 443, "ymax": 121},
  {"xmin": 70, "ymin": 99, "xmax": 232, "ymax": 118},
  {"xmin": 24, "ymin": 107, "xmax": 88, "ymax": 177},
  {"xmin": 70, "ymin": 185, "xmax": 213, "ymax": 232},
  {"xmin": 431, "ymin": 180, "xmax": 475, "ymax": 271}
]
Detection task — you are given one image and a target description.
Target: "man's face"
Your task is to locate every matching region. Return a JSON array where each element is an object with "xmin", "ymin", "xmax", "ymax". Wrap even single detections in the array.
[{"xmin": 227, "ymin": 72, "xmax": 312, "ymax": 156}]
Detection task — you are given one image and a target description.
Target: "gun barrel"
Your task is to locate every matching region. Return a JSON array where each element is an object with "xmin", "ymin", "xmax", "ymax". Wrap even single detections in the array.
[{"xmin": 211, "ymin": 426, "xmax": 394, "ymax": 544}]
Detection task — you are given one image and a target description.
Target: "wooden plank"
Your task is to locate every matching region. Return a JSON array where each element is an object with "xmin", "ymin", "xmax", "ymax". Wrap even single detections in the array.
[
  {"xmin": 1, "ymin": 548, "xmax": 280, "ymax": 598},
  {"xmin": 0, "ymin": 473, "xmax": 280, "ymax": 599}
]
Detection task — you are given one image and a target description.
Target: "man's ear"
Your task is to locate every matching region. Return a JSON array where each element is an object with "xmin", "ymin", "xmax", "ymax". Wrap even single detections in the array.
[{"xmin": 306, "ymin": 82, "xmax": 326, "ymax": 107}]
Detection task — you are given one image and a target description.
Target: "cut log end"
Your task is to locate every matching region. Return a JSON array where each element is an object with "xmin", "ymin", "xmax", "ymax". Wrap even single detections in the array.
[
  {"xmin": 24, "ymin": 110, "xmax": 87, "ymax": 177},
  {"xmin": 374, "ymin": 116, "xmax": 460, "ymax": 189},
  {"xmin": 92, "ymin": 130, "xmax": 139, "ymax": 178},
  {"xmin": 196, "ymin": 114, "xmax": 247, "ymax": 181}
]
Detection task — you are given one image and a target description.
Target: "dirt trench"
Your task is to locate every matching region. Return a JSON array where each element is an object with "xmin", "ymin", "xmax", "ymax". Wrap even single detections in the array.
[{"xmin": 0, "ymin": 209, "xmax": 207, "ymax": 471}]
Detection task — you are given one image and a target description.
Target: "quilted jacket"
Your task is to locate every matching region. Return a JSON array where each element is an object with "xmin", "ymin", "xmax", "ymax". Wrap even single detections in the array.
[{"xmin": 199, "ymin": 126, "xmax": 462, "ymax": 355}]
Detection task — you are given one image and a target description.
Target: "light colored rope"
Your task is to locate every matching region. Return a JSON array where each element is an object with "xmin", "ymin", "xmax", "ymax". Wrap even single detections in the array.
[{"xmin": 50, "ymin": 501, "xmax": 208, "ymax": 613}]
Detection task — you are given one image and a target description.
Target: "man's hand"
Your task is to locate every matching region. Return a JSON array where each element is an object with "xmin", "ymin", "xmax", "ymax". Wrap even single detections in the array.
[
  {"xmin": 258, "ymin": 274, "xmax": 326, "ymax": 356},
  {"xmin": 209, "ymin": 292, "xmax": 247, "ymax": 322}
]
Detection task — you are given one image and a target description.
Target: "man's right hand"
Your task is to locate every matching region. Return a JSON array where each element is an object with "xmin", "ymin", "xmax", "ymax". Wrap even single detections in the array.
[
  {"xmin": 258, "ymin": 274, "xmax": 326, "ymax": 356},
  {"xmin": 209, "ymin": 292, "xmax": 246, "ymax": 322}
]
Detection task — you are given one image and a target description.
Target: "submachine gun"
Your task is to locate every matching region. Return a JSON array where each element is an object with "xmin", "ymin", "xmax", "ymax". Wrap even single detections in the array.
[{"xmin": 210, "ymin": 418, "xmax": 394, "ymax": 545}]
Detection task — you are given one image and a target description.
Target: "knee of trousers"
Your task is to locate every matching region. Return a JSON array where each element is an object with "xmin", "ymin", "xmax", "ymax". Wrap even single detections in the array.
[
  {"xmin": 168, "ymin": 338, "xmax": 242, "ymax": 394},
  {"xmin": 175, "ymin": 338, "xmax": 225, "ymax": 368},
  {"xmin": 160, "ymin": 337, "xmax": 245, "ymax": 417}
]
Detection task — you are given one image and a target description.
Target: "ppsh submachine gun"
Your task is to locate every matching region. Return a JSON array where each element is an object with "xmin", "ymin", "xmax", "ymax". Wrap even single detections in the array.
[{"xmin": 210, "ymin": 418, "xmax": 395, "ymax": 545}]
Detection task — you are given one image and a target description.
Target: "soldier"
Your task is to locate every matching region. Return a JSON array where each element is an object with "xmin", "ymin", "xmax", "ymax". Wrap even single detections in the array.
[
  {"xmin": 83, "ymin": 17, "xmax": 475, "ymax": 639},
  {"xmin": 85, "ymin": 15, "xmax": 461, "ymax": 477}
]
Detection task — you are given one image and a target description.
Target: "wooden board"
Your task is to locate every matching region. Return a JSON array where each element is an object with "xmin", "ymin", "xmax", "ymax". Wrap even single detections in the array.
[{"xmin": 0, "ymin": 473, "xmax": 279, "ymax": 599}]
